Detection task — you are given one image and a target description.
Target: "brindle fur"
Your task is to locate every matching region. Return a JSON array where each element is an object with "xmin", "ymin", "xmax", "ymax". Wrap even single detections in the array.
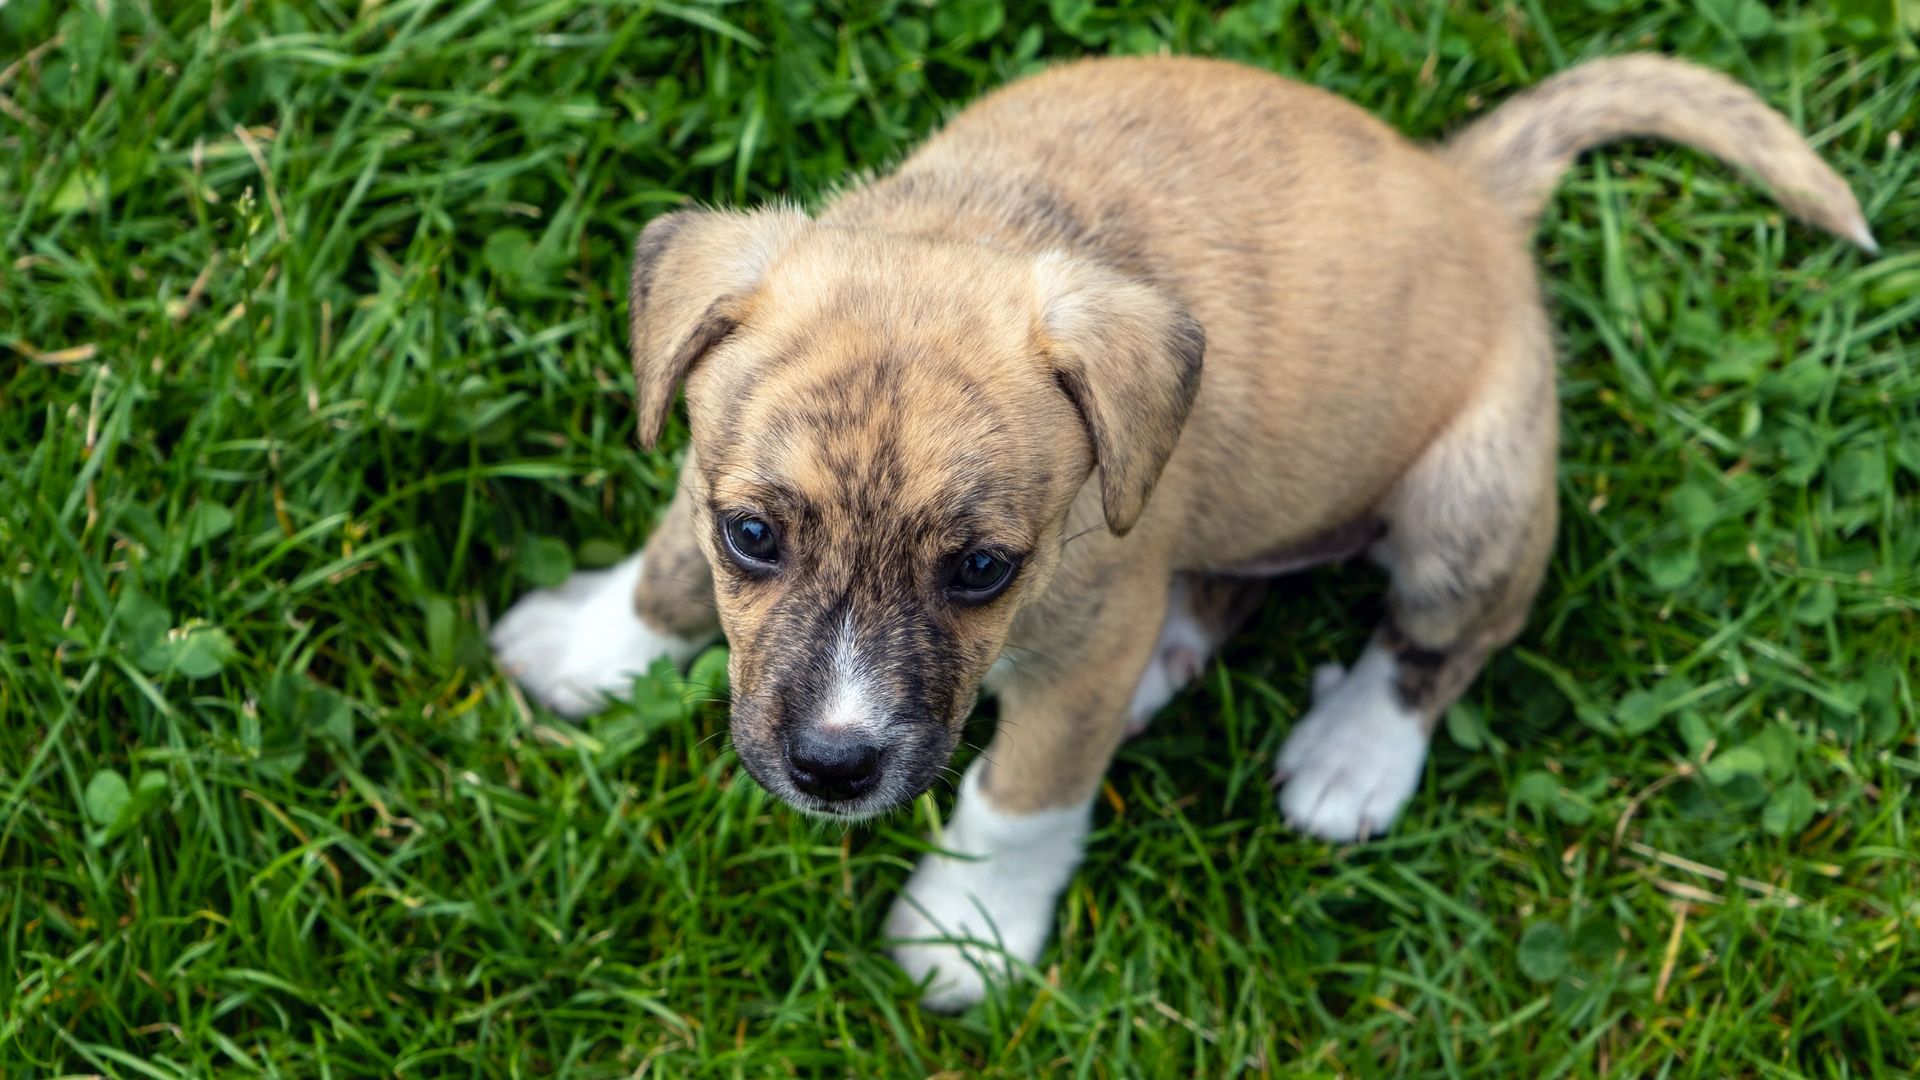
[{"xmin": 615, "ymin": 55, "xmax": 1871, "ymax": 819}]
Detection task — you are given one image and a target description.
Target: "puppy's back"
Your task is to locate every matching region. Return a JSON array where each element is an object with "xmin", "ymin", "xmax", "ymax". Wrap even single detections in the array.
[{"xmin": 825, "ymin": 57, "xmax": 1530, "ymax": 547}]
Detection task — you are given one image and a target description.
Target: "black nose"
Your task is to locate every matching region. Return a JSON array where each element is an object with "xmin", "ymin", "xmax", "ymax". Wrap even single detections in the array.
[{"xmin": 785, "ymin": 729, "xmax": 882, "ymax": 801}]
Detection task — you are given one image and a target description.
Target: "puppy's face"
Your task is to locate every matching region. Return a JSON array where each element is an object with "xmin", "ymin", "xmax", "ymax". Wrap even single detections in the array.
[
  {"xmin": 684, "ymin": 241, "xmax": 1088, "ymax": 818},
  {"xmin": 629, "ymin": 214, "xmax": 1203, "ymax": 817}
]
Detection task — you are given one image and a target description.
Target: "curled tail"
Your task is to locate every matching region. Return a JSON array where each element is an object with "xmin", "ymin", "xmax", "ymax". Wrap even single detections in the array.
[{"xmin": 1443, "ymin": 54, "xmax": 1877, "ymax": 253}]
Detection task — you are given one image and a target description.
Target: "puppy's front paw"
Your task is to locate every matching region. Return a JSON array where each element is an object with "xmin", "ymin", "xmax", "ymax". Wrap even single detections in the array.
[
  {"xmin": 490, "ymin": 554, "xmax": 710, "ymax": 717},
  {"xmin": 1275, "ymin": 646, "xmax": 1430, "ymax": 842},
  {"xmin": 883, "ymin": 853, "xmax": 1058, "ymax": 1012},
  {"xmin": 884, "ymin": 898, "xmax": 1001, "ymax": 1012},
  {"xmin": 883, "ymin": 764, "xmax": 1089, "ymax": 1010}
]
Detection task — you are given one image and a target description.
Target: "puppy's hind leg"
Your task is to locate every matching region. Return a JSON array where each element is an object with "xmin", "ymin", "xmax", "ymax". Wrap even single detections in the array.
[
  {"xmin": 491, "ymin": 462, "xmax": 719, "ymax": 717},
  {"xmin": 1126, "ymin": 574, "xmax": 1267, "ymax": 736},
  {"xmin": 1277, "ymin": 327, "xmax": 1558, "ymax": 841}
]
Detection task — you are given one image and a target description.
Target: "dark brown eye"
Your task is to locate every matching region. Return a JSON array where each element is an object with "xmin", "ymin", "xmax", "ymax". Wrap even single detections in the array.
[
  {"xmin": 948, "ymin": 550, "xmax": 1016, "ymax": 602},
  {"xmin": 724, "ymin": 516, "xmax": 779, "ymax": 566}
]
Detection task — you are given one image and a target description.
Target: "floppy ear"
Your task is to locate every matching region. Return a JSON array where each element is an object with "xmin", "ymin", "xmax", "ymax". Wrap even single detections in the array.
[
  {"xmin": 628, "ymin": 206, "xmax": 808, "ymax": 447},
  {"xmin": 1032, "ymin": 254, "xmax": 1206, "ymax": 536}
]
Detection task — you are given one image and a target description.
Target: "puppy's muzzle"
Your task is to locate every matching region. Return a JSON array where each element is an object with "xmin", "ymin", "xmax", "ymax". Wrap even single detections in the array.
[{"xmin": 784, "ymin": 728, "xmax": 883, "ymax": 802}]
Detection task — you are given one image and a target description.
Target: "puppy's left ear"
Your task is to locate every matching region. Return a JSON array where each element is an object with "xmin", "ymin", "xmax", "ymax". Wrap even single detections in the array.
[
  {"xmin": 1032, "ymin": 254, "xmax": 1206, "ymax": 536},
  {"xmin": 629, "ymin": 206, "xmax": 809, "ymax": 447}
]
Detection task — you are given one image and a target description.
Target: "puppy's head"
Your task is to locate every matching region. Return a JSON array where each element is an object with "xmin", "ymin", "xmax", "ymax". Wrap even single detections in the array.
[{"xmin": 629, "ymin": 207, "xmax": 1203, "ymax": 818}]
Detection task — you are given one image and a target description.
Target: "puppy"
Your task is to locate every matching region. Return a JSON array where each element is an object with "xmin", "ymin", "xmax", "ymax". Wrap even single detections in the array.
[{"xmin": 492, "ymin": 54, "xmax": 1874, "ymax": 1008}]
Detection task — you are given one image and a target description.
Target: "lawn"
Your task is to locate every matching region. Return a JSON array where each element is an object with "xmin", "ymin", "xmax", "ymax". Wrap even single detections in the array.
[{"xmin": 3, "ymin": 0, "xmax": 1917, "ymax": 1074}]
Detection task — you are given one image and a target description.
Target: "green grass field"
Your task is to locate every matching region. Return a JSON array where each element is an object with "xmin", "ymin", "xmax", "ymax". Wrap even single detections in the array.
[{"xmin": 4, "ymin": 0, "xmax": 1917, "ymax": 1074}]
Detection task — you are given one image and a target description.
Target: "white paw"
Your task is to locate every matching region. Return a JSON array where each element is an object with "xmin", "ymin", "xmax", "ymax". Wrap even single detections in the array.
[
  {"xmin": 490, "ymin": 553, "xmax": 711, "ymax": 717},
  {"xmin": 1125, "ymin": 643, "xmax": 1203, "ymax": 737},
  {"xmin": 886, "ymin": 920, "xmax": 996, "ymax": 1013},
  {"xmin": 1125, "ymin": 578, "xmax": 1221, "ymax": 735},
  {"xmin": 1310, "ymin": 661, "xmax": 1347, "ymax": 700},
  {"xmin": 883, "ymin": 763, "xmax": 1089, "ymax": 1010},
  {"xmin": 1275, "ymin": 644, "xmax": 1430, "ymax": 842}
]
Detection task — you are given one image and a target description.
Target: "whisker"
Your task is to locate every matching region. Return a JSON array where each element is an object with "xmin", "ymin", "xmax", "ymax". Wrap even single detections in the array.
[{"xmin": 1060, "ymin": 522, "xmax": 1107, "ymax": 546}]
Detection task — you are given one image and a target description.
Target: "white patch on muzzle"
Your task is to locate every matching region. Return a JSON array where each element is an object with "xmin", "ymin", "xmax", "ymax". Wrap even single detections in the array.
[{"xmin": 816, "ymin": 615, "xmax": 885, "ymax": 735}]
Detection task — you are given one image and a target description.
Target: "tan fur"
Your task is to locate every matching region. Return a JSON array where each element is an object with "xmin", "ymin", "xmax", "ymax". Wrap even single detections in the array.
[
  {"xmin": 986, "ymin": 565, "xmax": 1172, "ymax": 812},
  {"xmin": 614, "ymin": 54, "xmax": 1872, "ymax": 820}
]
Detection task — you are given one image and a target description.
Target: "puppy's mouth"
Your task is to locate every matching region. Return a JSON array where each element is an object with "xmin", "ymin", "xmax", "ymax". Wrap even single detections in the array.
[{"xmin": 779, "ymin": 784, "xmax": 915, "ymax": 823}]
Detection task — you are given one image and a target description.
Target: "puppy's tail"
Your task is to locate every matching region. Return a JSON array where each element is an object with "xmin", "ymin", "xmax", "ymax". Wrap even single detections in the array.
[{"xmin": 1442, "ymin": 54, "xmax": 1877, "ymax": 252}]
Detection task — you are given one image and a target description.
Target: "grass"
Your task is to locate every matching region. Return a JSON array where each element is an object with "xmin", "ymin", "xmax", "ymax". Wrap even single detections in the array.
[{"xmin": 2, "ymin": 0, "xmax": 1917, "ymax": 1074}]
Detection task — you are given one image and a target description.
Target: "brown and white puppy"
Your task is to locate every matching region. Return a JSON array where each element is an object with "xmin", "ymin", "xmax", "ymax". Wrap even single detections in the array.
[{"xmin": 492, "ymin": 54, "xmax": 1874, "ymax": 1008}]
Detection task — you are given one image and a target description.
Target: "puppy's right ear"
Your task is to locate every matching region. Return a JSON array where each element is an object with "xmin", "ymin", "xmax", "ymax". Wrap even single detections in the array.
[{"xmin": 628, "ymin": 207, "xmax": 808, "ymax": 447}]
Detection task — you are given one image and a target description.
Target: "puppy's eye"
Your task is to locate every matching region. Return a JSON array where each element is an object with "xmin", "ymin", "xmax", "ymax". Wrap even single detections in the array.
[
  {"xmin": 948, "ymin": 550, "xmax": 1017, "ymax": 602},
  {"xmin": 724, "ymin": 515, "xmax": 780, "ymax": 567}
]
